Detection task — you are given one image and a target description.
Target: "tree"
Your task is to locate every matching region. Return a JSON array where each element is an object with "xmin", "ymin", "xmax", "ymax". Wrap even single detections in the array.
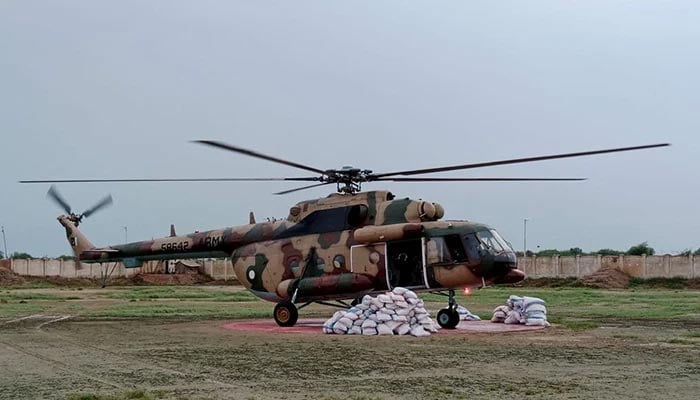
[
  {"xmin": 594, "ymin": 248, "xmax": 623, "ymax": 256},
  {"xmin": 536, "ymin": 249, "xmax": 560, "ymax": 257},
  {"xmin": 566, "ymin": 247, "xmax": 584, "ymax": 256},
  {"xmin": 57, "ymin": 254, "xmax": 76, "ymax": 260},
  {"xmin": 694, "ymin": 248, "xmax": 700, "ymax": 256},
  {"xmin": 10, "ymin": 252, "xmax": 33, "ymax": 259},
  {"xmin": 680, "ymin": 249, "xmax": 692, "ymax": 256},
  {"xmin": 536, "ymin": 247, "xmax": 585, "ymax": 257},
  {"xmin": 0, "ymin": 250, "xmax": 3, "ymax": 259},
  {"xmin": 626, "ymin": 242, "xmax": 655, "ymax": 256}
]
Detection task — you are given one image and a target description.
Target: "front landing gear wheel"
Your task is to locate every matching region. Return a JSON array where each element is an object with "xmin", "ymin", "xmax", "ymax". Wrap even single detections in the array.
[
  {"xmin": 437, "ymin": 308, "xmax": 460, "ymax": 329},
  {"xmin": 273, "ymin": 301, "xmax": 298, "ymax": 327}
]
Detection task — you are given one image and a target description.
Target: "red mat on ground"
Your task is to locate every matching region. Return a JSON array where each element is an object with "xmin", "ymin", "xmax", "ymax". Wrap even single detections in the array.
[{"xmin": 222, "ymin": 318, "xmax": 546, "ymax": 335}]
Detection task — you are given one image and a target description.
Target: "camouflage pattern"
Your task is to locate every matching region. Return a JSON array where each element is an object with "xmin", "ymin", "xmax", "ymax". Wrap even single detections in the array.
[{"xmin": 57, "ymin": 190, "xmax": 524, "ymax": 303}]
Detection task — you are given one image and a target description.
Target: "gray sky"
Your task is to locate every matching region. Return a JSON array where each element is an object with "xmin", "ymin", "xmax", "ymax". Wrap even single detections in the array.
[{"xmin": 1, "ymin": 1, "xmax": 697, "ymax": 257}]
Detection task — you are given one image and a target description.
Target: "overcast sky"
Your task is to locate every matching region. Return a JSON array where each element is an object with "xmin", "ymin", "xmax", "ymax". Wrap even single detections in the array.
[{"xmin": 1, "ymin": 1, "xmax": 697, "ymax": 257}]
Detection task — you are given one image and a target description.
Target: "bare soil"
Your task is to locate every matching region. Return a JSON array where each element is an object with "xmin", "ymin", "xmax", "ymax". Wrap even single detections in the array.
[
  {"xmin": 0, "ymin": 287, "xmax": 698, "ymax": 399},
  {"xmin": 0, "ymin": 267, "xmax": 26, "ymax": 285},
  {"xmin": 580, "ymin": 267, "xmax": 631, "ymax": 289}
]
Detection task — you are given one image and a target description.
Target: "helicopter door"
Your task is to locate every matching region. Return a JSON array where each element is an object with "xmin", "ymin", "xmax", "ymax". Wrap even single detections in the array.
[{"xmin": 385, "ymin": 238, "xmax": 427, "ymax": 290}]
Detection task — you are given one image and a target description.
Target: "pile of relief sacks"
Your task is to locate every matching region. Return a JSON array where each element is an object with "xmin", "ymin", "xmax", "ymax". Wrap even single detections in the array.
[
  {"xmin": 323, "ymin": 287, "xmax": 482, "ymax": 337},
  {"xmin": 491, "ymin": 295, "xmax": 549, "ymax": 327},
  {"xmin": 323, "ymin": 287, "xmax": 448, "ymax": 337}
]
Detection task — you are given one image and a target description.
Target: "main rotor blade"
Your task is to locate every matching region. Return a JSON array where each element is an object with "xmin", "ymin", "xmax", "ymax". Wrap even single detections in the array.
[
  {"xmin": 193, "ymin": 140, "xmax": 326, "ymax": 175},
  {"xmin": 20, "ymin": 177, "xmax": 321, "ymax": 183},
  {"xmin": 82, "ymin": 195, "xmax": 113, "ymax": 218},
  {"xmin": 375, "ymin": 177, "xmax": 587, "ymax": 182},
  {"xmin": 371, "ymin": 143, "xmax": 670, "ymax": 179},
  {"xmin": 274, "ymin": 182, "xmax": 333, "ymax": 195},
  {"xmin": 47, "ymin": 185, "xmax": 72, "ymax": 214}
]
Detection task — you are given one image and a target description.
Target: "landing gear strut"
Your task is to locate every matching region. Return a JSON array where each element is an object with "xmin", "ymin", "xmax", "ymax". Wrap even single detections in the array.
[
  {"xmin": 273, "ymin": 301, "xmax": 298, "ymax": 327},
  {"xmin": 436, "ymin": 289, "xmax": 460, "ymax": 329}
]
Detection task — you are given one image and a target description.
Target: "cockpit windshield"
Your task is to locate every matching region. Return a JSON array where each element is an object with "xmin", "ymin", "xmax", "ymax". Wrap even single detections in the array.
[
  {"xmin": 476, "ymin": 230, "xmax": 513, "ymax": 253},
  {"xmin": 426, "ymin": 229, "xmax": 513, "ymax": 265}
]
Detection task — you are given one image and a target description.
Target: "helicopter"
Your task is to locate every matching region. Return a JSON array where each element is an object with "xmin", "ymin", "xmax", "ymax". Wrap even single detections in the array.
[{"xmin": 21, "ymin": 141, "xmax": 669, "ymax": 328}]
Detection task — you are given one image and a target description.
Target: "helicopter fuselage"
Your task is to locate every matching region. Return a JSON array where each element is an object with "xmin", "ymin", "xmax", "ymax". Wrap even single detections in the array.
[{"xmin": 65, "ymin": 191, "xmax": 524, "ymax": 302}]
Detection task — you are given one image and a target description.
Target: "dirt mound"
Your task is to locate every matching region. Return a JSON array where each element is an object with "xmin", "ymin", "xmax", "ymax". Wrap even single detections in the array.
[
  {"xmin": 580, "ymin": 267, "xmax": 630, "ymax": 289},
  {"xmin": 0, "ymin": 266, "xmax": 27, "ymax": 286},
  {"xmin": 132, "ymin": 273, "xmax": 213, "ymax": 285},
  {"xmin": 42, "ymin": 276, "xmax": 102, "ymax": 286}
]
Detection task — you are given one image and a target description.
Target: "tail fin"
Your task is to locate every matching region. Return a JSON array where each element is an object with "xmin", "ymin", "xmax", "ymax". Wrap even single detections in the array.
[{"xmin": 57, "ymin": 215, "xmax": 95, "ymax": 260}]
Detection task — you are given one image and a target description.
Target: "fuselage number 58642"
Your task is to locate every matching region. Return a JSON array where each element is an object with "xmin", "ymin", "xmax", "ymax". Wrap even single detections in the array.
[{"xmin": 161, "ymin": 242, "xmax": 189, "ymax": 251}]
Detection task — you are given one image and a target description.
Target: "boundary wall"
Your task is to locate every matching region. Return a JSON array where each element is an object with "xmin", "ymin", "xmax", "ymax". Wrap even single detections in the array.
[
  {"xmin": 518, "ymin": 254, "xmax": 698, "ymax": 279},
  {"xmin": 4, "ymin": 255, "xmax": 697, "ymax": 280},
  {"xmin": 6, "ymin": 258, "xmax": 237, "ymax": 281}
]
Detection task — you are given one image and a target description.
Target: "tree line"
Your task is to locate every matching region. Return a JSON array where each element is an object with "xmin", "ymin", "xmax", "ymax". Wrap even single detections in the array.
[{"xmin": 529, "ymin": 242, "xmax": 700, "ymax": 257}]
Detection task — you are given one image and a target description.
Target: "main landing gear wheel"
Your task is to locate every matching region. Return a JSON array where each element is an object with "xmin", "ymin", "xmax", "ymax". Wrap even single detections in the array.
[
  {"xmin": 436, "ymin": 288, "xmax": 460, "ymax": 329},
  {"xmin": 273, "ymin": 301, "xmax": 298, "ymax": 327},
  {"xmin": 437, "ymin": 307, "xmax": 460, "ymax": 329}
]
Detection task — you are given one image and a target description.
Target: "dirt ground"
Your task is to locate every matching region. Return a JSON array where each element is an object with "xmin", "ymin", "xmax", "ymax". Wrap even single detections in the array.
[{"xmin": 0, "ymin": 286, "xmax": 698, "ymax": 400}]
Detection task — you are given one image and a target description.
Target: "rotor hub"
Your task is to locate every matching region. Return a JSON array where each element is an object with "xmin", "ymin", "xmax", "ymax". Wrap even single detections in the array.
[{"xmin": 322, "ymin": 168, "xmax": 374, "ymax": 194}]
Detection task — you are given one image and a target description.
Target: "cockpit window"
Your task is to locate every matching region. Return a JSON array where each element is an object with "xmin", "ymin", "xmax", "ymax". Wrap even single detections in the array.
[
  {"xmin": 476, "ymin": 230, "xmax": 508, "ymax": 252},
  {"xmin": 426, "ymin": 235, "xmax": 468, "ymax": 264},
  {"xmin": 489, "ymin": 229, "xmax": 513, "ymax": 251}
]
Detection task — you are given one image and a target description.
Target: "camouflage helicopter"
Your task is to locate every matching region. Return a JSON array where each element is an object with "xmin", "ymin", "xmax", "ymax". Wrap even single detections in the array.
[{"xmin": 21, "ymin": 141, "xmax": 668, "ymax": 328}]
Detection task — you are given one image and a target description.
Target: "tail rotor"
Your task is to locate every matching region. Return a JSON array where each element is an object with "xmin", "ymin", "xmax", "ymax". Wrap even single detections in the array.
[{"xmin": 47, "ymin": 185, "xmax": 112, "ymax": 226}]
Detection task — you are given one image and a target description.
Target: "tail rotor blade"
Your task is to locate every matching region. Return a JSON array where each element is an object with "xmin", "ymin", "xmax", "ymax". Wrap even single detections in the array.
[
  {"xmin": 47, "ymin": 185, "xmax": 72, "ymax": 214},
  {"xmin": 82, "ymin": 195, "xmax": 113, "ymax": 218}
]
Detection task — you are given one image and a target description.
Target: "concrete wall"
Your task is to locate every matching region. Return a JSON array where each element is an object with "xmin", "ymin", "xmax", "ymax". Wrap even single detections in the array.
[
  {"xmin": 519, "ymin": 254, "xmax": 697, "ymax": 279},
  {"xmin": 6, "ymin": 254, "xmax": 697, "ymax": 281},
  {"xmin": 7, "ymin": 258, "xmax": 237, "ymax": 281}
]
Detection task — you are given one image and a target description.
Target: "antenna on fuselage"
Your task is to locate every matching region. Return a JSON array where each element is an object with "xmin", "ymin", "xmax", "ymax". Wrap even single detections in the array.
[{"xmin": 249, "ymin": 211, "xmax": 256, "ymax": 225}]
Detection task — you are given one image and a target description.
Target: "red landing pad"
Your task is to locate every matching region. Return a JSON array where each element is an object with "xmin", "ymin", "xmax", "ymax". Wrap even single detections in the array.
[{"xmin": 222, "ymin": 318, "xmax": 546, "ymax": 335}]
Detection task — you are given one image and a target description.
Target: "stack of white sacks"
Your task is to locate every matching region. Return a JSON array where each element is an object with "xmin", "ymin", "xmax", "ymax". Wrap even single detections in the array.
[
  {"xmin": 323, "ymin": 287, "xmax": 439, "ymax": 337},
  {"xmin": 491, "ymin": 295, "xmax": 549, "ymax": 327},
  {"xmin": 456, "ymin": 305, "xmax": 481, "ymax": 321}
]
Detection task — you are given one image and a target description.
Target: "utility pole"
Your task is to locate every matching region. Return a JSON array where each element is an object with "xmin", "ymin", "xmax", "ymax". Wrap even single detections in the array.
[
  {"xmin": 1, "ymin": 226, "xmax": 8, "ymax": 259},
  {"xmin": 123, "ymin": 226, "xmax": 128, "ymax": 243},
  {"xmin": 523, "ymin": 218, "xmax": 529, "ymax": 256}
]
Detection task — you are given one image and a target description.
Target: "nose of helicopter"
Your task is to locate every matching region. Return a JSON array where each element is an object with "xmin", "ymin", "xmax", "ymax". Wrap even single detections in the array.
[
  {"xmin": 498, "ymin": 267, "xmax": 526, "ymax": 284},
  {"xmin": 481, "ymin": 250, "xmax": 525, "ymax": 284}
]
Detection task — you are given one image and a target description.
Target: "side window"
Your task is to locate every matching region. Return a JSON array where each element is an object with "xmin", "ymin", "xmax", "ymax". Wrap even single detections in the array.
[
  {"xmin": 445, "ymin": 235, "xmax": 467, "ymax": 262},
  {"xmin": 426, "ymin": 235, "xmax": 468, "ymax": 264}
]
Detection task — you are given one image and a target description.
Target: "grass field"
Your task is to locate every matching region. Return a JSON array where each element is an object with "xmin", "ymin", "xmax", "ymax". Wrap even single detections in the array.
[{"xmin": 1, "ymin": 285, "xmax": 699, "ymax": 399}]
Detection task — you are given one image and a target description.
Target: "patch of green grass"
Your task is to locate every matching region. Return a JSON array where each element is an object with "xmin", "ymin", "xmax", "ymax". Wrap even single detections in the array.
[
  {"xmin": 426, "ymin": 287, "xmax": 700, "ymax": 322},
  {"xmin": 682, "ymin": 331, "xmax": 700, "ymax": 338},
  {"xmin": 105, "ymin": 287, "xmax": 256, "ymax": 302},
  {"xmin": 519, "ymin": 277, "xmax": 586, "ymax": 288},
  {"xmin": 0, "ymin": 292, "xmax": 66, "ymax": 301},
  {"xmin": 629, "ymin": 277, "xmax": 696, "ymax": 289},
  {"xmin": 0, "ymin": 302, "xmax": 46, "ymax": 317},
  {"xmin": 560, "ymin": 320, "xmax": 601, "ymax": 331}
]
